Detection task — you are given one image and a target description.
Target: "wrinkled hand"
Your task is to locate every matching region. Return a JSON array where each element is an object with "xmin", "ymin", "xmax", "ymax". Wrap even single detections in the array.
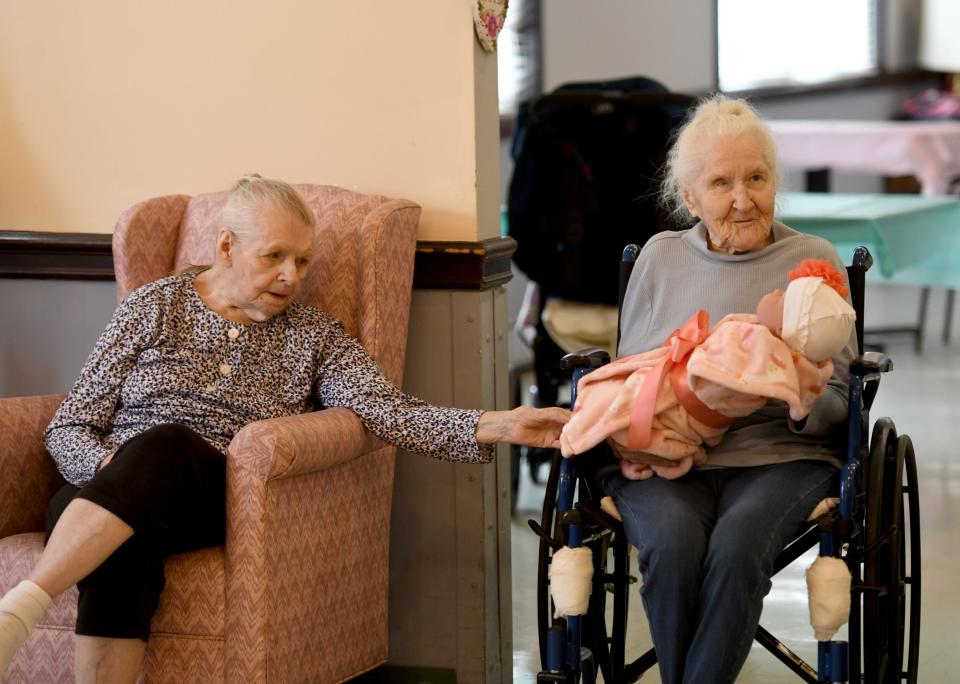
[
  {"xmin": 476, "ymin": 406, "xmax": 571, "ymax": 448},
  {"xmin": 619, "ymin": 459, "xmax": 655, "ymax": 480},
  {"xmin": 608, "ymin": 441, "xmax": 665, "ymax": 480},
  {"xmin": 608, "ymin": 441, "xmax": 695, "ymax": 481},
  {"xmin": 608, "ymin": 440, "xmax": 675, "ymax": 466}
]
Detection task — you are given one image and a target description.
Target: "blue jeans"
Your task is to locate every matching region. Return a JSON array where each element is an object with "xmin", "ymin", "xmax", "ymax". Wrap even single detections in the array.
[{"xmin": 607, "ymin": 460, "xmax": 837, "ymax": 684}]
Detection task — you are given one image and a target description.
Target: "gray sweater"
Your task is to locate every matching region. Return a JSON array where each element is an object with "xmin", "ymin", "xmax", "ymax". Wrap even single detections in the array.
[{"xmin": 618, "ymin": 221, "xmax": 856, "ymax": 468}]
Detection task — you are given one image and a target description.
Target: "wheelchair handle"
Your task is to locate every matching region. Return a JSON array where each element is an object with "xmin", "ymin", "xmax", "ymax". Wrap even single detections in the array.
[{"xmin": 853, "ymin": 246, "xmax": 873, "ymax": 271}]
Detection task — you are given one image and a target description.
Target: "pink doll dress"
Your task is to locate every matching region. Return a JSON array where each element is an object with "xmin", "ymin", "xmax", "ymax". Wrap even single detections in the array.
[{"xmin": 559, "ymin": 310, "xmax": 834, "ymax": 480}]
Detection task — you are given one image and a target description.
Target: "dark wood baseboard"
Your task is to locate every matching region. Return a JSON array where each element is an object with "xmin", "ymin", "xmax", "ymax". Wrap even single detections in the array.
[
  {"xmin": 0, "ymin": 231, "xmax": 516, "ymax": 291},
  {"xmin": 351, "ymin": 665, "xmax": 456, "ymax": 684},
  {"xmin": 0, "ymin": 231, "xmax": 114, "ymax": 280},
  {"xmin": 413, "ymin": 236, "xmax": 516, "ymax": 290}
]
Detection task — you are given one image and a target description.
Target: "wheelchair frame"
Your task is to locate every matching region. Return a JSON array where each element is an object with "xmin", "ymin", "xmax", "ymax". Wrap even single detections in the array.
[{"xmin": 529, "ymin": 246, "xmax": 922, "ymax": 684}]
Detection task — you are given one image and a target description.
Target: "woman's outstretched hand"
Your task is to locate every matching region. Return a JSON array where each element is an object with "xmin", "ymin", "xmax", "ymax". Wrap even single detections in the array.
[{"xmin": 476, "ymin": 406, "xmax": 571, "ymax": 448}]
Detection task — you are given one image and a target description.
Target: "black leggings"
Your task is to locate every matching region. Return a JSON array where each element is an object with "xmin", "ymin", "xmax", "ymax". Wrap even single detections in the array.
[{"xmin": 45, "ymin": 423, "xmax": 227, "ymax": 640}]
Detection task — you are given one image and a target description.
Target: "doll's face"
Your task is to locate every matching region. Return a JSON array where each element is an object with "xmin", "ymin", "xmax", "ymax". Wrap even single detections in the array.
[{"xmin": 756, "ymin": 289, "xmax": 784, "ymax": 335}]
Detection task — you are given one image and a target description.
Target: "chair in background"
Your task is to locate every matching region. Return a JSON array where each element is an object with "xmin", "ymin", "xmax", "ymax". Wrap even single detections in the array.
[
  {"xmin": 506, "ymin": 77, "xmax": 696, "ymax": 500},
  {"xmin": 0, "ymin": 185, "xmax": 420, "ymax": 683}
]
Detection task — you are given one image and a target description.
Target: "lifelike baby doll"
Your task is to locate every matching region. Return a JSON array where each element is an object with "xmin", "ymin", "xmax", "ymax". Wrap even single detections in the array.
[{"xmin": 559, "ymin": 259, "xmax": 856, "ymax": 480}]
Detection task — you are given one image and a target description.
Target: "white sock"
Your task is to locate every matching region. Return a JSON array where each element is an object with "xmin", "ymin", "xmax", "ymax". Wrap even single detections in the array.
[{"xmin": 0, "ymin": 580, "xmax": 51, "ymax": 675}]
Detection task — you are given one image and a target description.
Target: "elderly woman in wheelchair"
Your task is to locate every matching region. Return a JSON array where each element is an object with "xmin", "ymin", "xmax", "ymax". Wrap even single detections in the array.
[
  {"xmin": 533, "ymin": 95, "xmax": 920, "ymax": 684},
  {"xmin": 561, "ymin": 257, "xmax": 856, "ymax": 481}
]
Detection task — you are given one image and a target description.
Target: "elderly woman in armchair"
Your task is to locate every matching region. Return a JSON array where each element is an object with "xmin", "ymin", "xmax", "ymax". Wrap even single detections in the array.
[{"xmin": 0, "ymin": 175, "xmax": 569, "ymax": 683}]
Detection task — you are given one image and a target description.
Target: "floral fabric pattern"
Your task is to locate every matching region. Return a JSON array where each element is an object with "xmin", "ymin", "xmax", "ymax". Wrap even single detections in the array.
[{"xmin": 473, "ymin": 0, "xmax": 507, "ymax": 52}]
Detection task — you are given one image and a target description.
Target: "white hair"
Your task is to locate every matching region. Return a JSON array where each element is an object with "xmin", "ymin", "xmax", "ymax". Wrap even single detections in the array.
[
  {"xmin": 218, "ymin": 174, "xmax": 316, "ymax": 240},
  {"xmin": 661, "ymin": 94, "xmax": 782, "ymax": 224}
]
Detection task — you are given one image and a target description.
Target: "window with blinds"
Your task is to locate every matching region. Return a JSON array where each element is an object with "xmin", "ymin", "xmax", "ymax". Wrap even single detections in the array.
[
  {"xmin": 497, "ymin": 0, "xmax": 541, "ymax": 118},
  {"xmin": 717, "ymin": 0, "xmax": 879, "ymax": 91}
]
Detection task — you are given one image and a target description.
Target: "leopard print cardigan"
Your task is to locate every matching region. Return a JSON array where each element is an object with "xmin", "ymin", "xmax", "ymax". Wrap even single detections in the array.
[{"xmin": 44, "ymin": 272, "xmax": 491, "ymax": 486}]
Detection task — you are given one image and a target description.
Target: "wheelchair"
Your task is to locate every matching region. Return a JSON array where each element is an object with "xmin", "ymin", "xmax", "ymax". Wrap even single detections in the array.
[{"xmin": 528, "ymin": 245, "xmax": 922, "ymax": 684}]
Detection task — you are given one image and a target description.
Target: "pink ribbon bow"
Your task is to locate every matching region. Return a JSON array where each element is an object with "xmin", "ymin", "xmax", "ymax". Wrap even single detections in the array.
[{"xmin": 626, "ymin": 310, "xmax": 733, "ymax": 451}]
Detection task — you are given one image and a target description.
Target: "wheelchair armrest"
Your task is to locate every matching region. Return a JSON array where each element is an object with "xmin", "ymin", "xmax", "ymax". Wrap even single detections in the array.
[
  {"xmin": 560, "ymin": 348, "xmax": 611, "ymax": 370},
  {"xmin": 849, "ymin": 351, "xmax": 892, "ymax": 377}
]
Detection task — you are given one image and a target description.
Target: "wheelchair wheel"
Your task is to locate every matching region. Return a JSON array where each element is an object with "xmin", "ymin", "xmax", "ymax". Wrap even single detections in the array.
[
  {"xmin": 535, "ymin": 451, "xmax": 562, "ymax": 670},
  {"xmin": 862, "ymin": 420, "xmax": 920, "ymax": 684},
  {"xmin": 534, "ymin": 450, "xmax": 609, "ymax": 679},
  {"xmin": 900, "ymin": 435, "xmax": 922, "ymax": 683},
  {"xmin": 532, "ymin": 449, "xmax": 637, "ymax": 683}
]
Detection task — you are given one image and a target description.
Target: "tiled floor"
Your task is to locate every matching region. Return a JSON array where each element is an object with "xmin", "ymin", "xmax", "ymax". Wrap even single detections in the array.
[{"xmin": 510, "ymin": 338, "xmax": 960, "ymax": 683}]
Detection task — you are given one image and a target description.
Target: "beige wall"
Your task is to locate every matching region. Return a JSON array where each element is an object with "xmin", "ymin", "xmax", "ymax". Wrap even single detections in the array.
[{"xmin": 0, "ymin": 0, "xmax": 499, "ymax": 242}]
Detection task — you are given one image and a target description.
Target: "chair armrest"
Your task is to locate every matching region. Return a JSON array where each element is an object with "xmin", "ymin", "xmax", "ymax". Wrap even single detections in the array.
[
  {"xmin": 227, "ymin": 407, "xmax": 381, "ymax": 482},
  {"xmin": 850, "ymin": 351, "xmax": 893, "ymax": 377},
  {"xmin": 560, "ymin": 348, "xmax": 612, "ymax": 370},
  {"xmin": 0, "ymin": 395, "xmax": 67, "ymax": 536},
  {"xmin": 223, "ymin": 407, "xmax": 393, "ymax": 682}
]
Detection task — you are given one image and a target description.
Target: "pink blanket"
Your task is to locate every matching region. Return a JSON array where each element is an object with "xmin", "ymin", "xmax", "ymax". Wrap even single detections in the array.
[{"xmin": 559, "ymin": 311, "xmax": 833, "ymax": 479}]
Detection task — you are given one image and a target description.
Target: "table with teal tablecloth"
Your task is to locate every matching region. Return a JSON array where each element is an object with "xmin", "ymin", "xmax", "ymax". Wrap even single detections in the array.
[{"xmin": 777, "ymin": 192, "xmax": 960, "ymax": 349}]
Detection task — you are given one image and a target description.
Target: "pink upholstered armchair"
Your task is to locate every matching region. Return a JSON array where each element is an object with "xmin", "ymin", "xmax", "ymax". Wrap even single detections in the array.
[{"xmin": 0, "ymin": 185, "xmax": 420, "ymax": 683}]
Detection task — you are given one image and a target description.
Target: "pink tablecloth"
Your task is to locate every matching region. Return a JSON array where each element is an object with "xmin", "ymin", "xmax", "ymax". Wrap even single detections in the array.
[{"xmin": 769, "ymin": 120, "xmax": 960, "ymax": 196}]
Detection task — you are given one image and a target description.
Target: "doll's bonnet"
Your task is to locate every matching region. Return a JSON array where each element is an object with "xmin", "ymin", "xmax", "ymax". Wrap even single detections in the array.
[{"xmin": 781, "ymin": 260, "xmax": 857, "ymax": 363}]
